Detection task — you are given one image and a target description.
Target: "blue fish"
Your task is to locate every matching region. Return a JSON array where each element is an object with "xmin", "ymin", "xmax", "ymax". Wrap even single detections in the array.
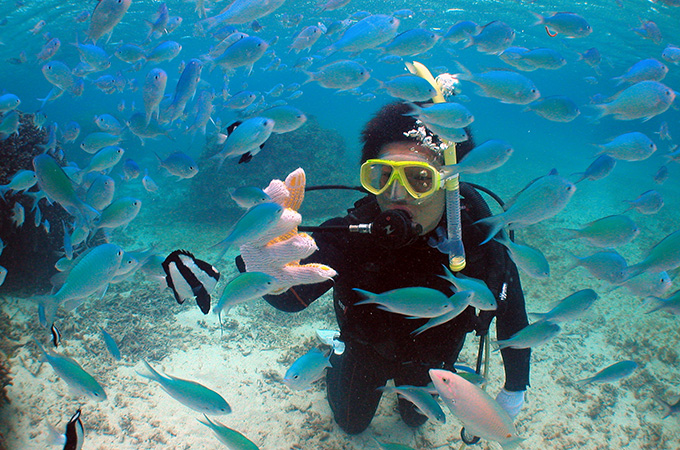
[
  {"xmin": 100, "ymin": 327, "xmax": 121, "ymax": 360},
  {"xmin": 284, "ymin": 348, "xmax": 332, "ymax": 391}
]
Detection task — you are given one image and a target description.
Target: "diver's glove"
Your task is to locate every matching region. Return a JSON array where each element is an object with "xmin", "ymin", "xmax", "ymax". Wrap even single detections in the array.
[
  {"xmin": 495, "ymin": 388, "xmax": 525, "ymax": 419},
  {"xmin": 238, "ymin": 168, "xmax": 337, "ymax": 294}
]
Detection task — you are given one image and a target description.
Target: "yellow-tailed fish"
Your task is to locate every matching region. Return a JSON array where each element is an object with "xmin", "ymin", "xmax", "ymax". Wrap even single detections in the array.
[
  {"xmin": 37, "ymin": 243, "xmax": 124, "ymax": 324},
  {"xmin": 34, "ymin": 341, "xmax": 106, "ymax": 401},
  {"xmin": 379, "ymin": 385, "xmax": 446, "ymax": 423},
  {"xmin": 283, "ymin": 348, "xmax": 332, "ymax": 391},
  {"xmin": 138, "ymin": 361, "xmax": 231, "ymax": 415},
  {"xmin": 197, "ymin": 414, "xmax": 260, "ymax": 450},
  {"xmin": 354, "ymin": 287, "xmax": 454, "ymax": 318},
  {"xmin": 93, "ymin": 197, "xmax": 142, "ymax": 231},
  {"xmin": 493, "ymin": 320, "xmax": 561, "ymax": 350},
  {"xmin": 212, "ymin": 202, "xmax": 284, "ymax": 258},
  {"xmin": 33, "ymin": 154, "xmax": 98, "ymax": 221},
  {"xmin": 214, "ymin": 272, "xmax": 276, "ymax": 318},
  {"xmin": 439, "ymin": 266, "xmax": 497, "ymax": 311}
]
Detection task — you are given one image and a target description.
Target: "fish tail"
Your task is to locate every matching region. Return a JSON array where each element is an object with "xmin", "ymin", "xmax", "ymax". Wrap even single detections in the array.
[
  {"xmin": 575, "ymin": 377, "xmax": 593, "ymax": 387},
  {"xmin": 473, "ymin": 214, "xmax": 506, "ymax": 245},
  {"xmin": 411, "ymin": 321, "xmax": 433, "ymax": 336},
  {"xmin": 461, "ymin": 31, "xmax": 476, "ymax": 49},
  {"xmin": 652, "ymin": 395, "xmax": 674, "ymax": 418},
  {"xmin": 528, "ymin": 312, "xmax": 547, "ymax": 321},
  {"xmin": 137, "ymin": 360, "xmax": 164, "ymax": 383},
  {"xmin": 36, "ymin": 295, "xmax": 58, "ymax": 328},
  {"xmin": 590, "ymin": 103, "xmax": 609, "ymax": 122},
  {"xmin": 437, "ymin": 264, "xmax": 456, "ymax": 285},
  {"xmin": 402, "ymin": 102, "xmax": 420, "ymax": 116},
  {"xmin": 556, "ymin": 227, "xmax": 580, "ymax": 241},
  {"xmin": 563, "ymin": 251, "xmax": 581, "ymax": 274},
  {"xmin": 210, "ymin": 238, "xmax": 231, "ymax": 260},
  {"xmin": 570, "ymin": 171, "xmax": 586, "ymax": 184},
  {"xmin": 642, "ymin": 296, "xmax": 665, "ymax": 314},
  {"xmin": 529, "ymin": 11, "xmax": 545, "ymax": 27},
  {"xmin": 45, "ymin": 421, "xmax": 65, "ymax": 446},
  {"xmin": 352, "ymin": 288, "xmax": 376, "ymax": 304},
  {"xmin": 622, "ymin": 264, "xmax": 644, "ymax": 281},
  {"xmin": 301, "ymin": 70, "xmax": 317, "ymax": 85},
  {"xmin": 452, "ymin": 60, "xmax": 473, "ymax": 81},
  {"xmin": 31, "ymin": 337, "xmax": 50, "ymax": 363},
  {"xmin": 196, "ymin": 413, "xmax": 216, "ymax": 429},
  {"xmin": 209, "ymin": 152, "xmax": 226, "ymax": 171}
]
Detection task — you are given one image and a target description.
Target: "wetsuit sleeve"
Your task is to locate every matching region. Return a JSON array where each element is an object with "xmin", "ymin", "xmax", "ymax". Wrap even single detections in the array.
[
  {"xmin": 234, "ymin": 217, "xmax": 346, "ymax": 313},
  {"xmin": 495, "ymin": 256, "xmax": 531, "ymax": 392}
]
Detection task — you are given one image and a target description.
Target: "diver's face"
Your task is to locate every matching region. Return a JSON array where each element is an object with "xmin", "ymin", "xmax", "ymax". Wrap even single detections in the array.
[{"xmin": 375, "ymin": 142, "xmax": 446, "ymax": 235}]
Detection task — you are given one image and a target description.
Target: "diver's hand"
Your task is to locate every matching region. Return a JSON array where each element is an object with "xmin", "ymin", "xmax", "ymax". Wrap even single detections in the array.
[
  {"xmin": 239, "ymin": 168, "xmax": 336, "ymax": 294},
  {"xmin": 495, "ymin": 388, "xmax": 525, "ymax": 419}
]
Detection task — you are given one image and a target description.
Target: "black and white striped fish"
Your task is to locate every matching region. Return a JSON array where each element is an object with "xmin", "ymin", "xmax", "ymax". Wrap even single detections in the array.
[
  {"xmin": 64, "ymin": 409, "xmax": 84, "ymax": 450},
  {"xmin": 161, "ymin": 250, "xmax": 220, "ymax": 314},
  {"xmin": 51, "ymin": 323, "xmax": 61, "ymax": 348}
]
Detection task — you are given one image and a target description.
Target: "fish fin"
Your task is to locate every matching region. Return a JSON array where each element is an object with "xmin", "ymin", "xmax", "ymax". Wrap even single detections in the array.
[
  {"xmin": 137, "ymin": 360, "xmax": 164, "ymax": 383},
  {"xmin": 589, "ymin": 103, "xmax": 608, "ymax": 121},
  {"xmin": 528, "ymin": 11, "xmax": 545, "ymax": 26},
  {"xmin": 352, "ymin": 288, "xmax": 375, "ymax": 299},
  {"xmin": 562, "ymin": 251, "xmax": 581, "ymax": 274},
  {"xmin": 575, "ymin": 377, "xmax": 593, "ymax": 387},
  {"xmin": 473, "ymin": 214, "xmax": 506, "ymax": 245},
  {"xmin": 210, "ymin": 238, "xmax": 231, "ymax": 260},
  {"xmin": 238, "ymin": 152, "xmax": 253, "ymax": 164},
  {"xmin": 652, "ymin": 395, "xmax": 674, "ymax": 418},
  {"xmin": 527, "ymin": 312, "xmax": 547, "ymax": 321},
  {"xmin": 452, "ymin": 60, "xmax": 472, "ymax": 81},
  {"xmin": 411, "ymin": 322, "xmax": 432, "ymax": 336},
  {"xmin": 45, "ymin": 421, "xmax": 66, "ymax": 446},
  {"xmin": 642, "ymin": 296, "xmax": 664, "ymax": 314},
  {"xmin": 62, "ymin": 297, "xmax": 86, "ymax": 312},
  {"xmin": 193, "ymin": 287, "xmax": 211, "ymax": 314},
  {"xmin": 225, "ymin": 121, "xmax": 242, "ymax": 136}
]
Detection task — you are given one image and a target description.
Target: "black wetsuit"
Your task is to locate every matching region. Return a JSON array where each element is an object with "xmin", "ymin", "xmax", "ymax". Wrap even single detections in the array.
[{"xmin": 251, "ymin": 183, "xmax": 531, "ymax": 434}]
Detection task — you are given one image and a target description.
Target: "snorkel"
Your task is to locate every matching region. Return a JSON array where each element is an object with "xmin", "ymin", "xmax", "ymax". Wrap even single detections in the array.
[{"xmin": 406, "ymin": 61, "xmax": 466, "ymax": 272}]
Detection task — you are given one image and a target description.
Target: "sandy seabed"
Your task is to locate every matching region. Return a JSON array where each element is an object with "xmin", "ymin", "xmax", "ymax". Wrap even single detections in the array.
[{"xmin": 1, "ymin": 206, "xmax": 680, "ymax": 450}]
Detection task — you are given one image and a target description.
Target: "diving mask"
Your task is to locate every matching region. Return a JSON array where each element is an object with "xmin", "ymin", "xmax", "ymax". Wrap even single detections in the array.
[{"xmin": 360, "ymin": 159, "xmax": 444, "ymax": 199}]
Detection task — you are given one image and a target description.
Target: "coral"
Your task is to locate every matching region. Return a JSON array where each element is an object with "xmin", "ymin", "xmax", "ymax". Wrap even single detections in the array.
[
  {"xmin": 189, "ymin": 116, "xmax": 354, "ymax": 223},
  {"xmin": 0, "ymin": 350, "xmax": 10, "ymax": 407},
  {"xmin": 0, "ymin": 112, "xmax": 72, "ymax": 295}
]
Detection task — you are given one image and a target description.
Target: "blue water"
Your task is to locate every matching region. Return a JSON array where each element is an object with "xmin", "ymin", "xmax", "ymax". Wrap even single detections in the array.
[{"xmin": 0, "ymin": 0, "xmax": 679, "ymax": 448}]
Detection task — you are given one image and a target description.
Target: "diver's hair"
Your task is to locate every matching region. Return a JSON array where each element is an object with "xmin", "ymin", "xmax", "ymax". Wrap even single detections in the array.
[{"xmin": 359, "ymin": 101, "xmax": 475, "ymax": 164}]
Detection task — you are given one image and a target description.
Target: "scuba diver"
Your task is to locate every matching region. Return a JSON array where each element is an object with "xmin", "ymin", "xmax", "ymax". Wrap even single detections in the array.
[{"xmin": 237, "ymin": 98, "xmax": 531, "ymax": 435}]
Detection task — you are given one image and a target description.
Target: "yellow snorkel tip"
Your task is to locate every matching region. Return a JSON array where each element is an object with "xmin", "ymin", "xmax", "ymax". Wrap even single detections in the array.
[{"xmin": 406, "ymin": 61, "xmax": 466, "ymax": 272}]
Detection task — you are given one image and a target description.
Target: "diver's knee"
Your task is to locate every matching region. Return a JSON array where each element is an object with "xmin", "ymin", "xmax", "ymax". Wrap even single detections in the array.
[{"xmin": 333, "ymin": 415, "xmax": 371, "ymax": 435}]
